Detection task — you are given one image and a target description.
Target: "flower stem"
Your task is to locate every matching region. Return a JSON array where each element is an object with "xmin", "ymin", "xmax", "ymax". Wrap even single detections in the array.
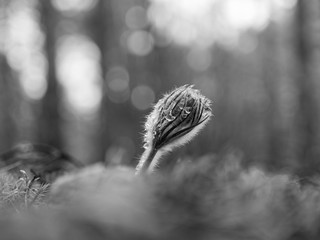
[{"xmin": 135, "ymin": 147, "xmax": 158, "ymax": 175}]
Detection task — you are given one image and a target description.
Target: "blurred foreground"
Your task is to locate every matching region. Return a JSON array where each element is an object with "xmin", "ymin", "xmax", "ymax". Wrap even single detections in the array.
[{"xmin": 0, "ymin": 154, "xmax": 320, "ymax": 240}]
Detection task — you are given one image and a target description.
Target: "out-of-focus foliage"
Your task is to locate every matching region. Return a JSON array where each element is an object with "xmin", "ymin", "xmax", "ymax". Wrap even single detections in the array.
[
  {"xmin": 0, "ymin": 143, "xmax": 83, "ymax": 182},
  {"xmin": 0, "ymin": 170, "xmax": 49, "ymax": 211},
  {"xmin": 0, "ymin": 0, "xmax": 320, "ymax": 177}
]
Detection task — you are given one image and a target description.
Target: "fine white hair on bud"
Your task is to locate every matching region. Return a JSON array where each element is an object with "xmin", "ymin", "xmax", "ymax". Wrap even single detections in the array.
[
  {"xmin": 145, "ymin": 85, "xmax": 212, "ymax": 151},
  {"xmin": 136, "ymin": 85, "xmax": 212, "ymax": 174}
]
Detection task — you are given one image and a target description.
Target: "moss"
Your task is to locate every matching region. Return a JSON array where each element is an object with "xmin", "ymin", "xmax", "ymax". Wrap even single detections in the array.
[{"xmin": 0, "ymin": 171, "xmax": 49, "ymax": 211}]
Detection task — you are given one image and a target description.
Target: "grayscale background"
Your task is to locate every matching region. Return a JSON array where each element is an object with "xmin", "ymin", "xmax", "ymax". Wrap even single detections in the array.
[{"xmin": 0, "ymin": 0, "xmax": 316, "ymax": 176}]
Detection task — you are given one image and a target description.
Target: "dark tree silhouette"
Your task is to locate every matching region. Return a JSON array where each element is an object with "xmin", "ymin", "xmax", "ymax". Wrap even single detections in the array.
[
  {"xmin": 88, "ymin": 0, "xmax": 116, "ymax": 163},
  {"xmin": 294, "ymin": 0, "xmax": 320, "ymax": 176},
  {"xmin": 0, "ymin": 54, "xmax": 16, "ymax": 151},
  {"xmin": 37, "ymin": 0, "xmax": 62, "ymax": 148}
]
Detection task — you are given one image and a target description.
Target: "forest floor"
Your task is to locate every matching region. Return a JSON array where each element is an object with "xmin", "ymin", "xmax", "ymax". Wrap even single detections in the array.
[{"xmin": 0, "ymin": 156, "xmax": 320, "ymax": 240}]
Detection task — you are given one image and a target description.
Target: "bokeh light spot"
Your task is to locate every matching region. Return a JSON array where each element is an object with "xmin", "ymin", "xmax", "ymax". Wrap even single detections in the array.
[
  {"xmin": 147, "ymin": 0, "xmax": 218, "ymax": 47},
  {"xmin": 52, "ymin": 0, "xmax": 98, "ymax": 12},
  {"xmin": 127, "ymin": 30, "xmax": 154, "ymax": 56},
  {"xmin": 20, "ymin": 60, "xmax": 48, "ymax": 100},
  {"xmin": 106, "ymin": 66, "xmax": 130, "ymax": 103},
  {"xmin": 147, "ymin": 0, "xmax": 273, "ymax": 48},
  {"xmin": 222, "ymin": 0, "xmax": 270, "ymax": 31},
  {"xmin": 131, "ymin": 85, "xmax": 155, "ymax": 110},
  {"xmin": 56, "ymin": 35, "xmax": 102, "ymax": 115},
  {"xmin": 5, "ymin": 2, "xmax": 47, "ymax": 100},
  {"xmin": 106, "ymin": 66, "xmax": 130, "ymax": 92}
]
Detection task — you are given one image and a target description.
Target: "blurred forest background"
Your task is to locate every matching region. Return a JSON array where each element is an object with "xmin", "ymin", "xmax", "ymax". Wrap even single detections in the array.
[{"xmin": 0, "ymin": 0, "xmax": 319, "ymax": 176}]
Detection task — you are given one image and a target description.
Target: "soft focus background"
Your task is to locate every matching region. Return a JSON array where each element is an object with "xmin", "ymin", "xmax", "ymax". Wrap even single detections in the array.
[{"xmin": 0, "ymin": 0, "xmax": 318, "ymax": 176}]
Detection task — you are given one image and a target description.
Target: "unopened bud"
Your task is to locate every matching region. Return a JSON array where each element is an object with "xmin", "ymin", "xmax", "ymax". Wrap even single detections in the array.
[{"xmin": 144, "ymin": 85, "xmax": 212, "ymax": 152}]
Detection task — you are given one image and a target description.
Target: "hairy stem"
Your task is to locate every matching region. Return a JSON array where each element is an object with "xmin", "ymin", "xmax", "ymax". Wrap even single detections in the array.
[{"xmin": 135, "ymin": 147, "xmax": 158, "ymax": 174}]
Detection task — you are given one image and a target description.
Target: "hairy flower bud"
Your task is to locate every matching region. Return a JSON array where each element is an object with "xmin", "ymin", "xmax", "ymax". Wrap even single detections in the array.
[
  {"xmin": 144, "ymin": 85, "xmax": 212, "ymax": 151},
  {"xmin": 136, "ymin": 85, "xmax": 212, "ymax": 174}
]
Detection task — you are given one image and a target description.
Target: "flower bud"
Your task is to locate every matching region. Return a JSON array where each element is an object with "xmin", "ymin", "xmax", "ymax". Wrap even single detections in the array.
[{"xmin": 144, "ymin": 85, "xmax": 212, "ymax": 152}]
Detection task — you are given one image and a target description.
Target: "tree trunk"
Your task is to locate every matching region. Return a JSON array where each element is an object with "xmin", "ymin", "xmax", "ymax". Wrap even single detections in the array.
[
  {"xmin": 294, "ymin": 0, "xmax": 320, "ymax": 176},
  {"xmin": 89, "ymin": 0, "xmax": 115, "ymax": 163},
  {"xmin": 37, "ymin": 0, "xmax": 62, "ymax": 148},
  {"xmin": 0, "ymin": 55, "xmax": 16, "ymax": 151}
]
